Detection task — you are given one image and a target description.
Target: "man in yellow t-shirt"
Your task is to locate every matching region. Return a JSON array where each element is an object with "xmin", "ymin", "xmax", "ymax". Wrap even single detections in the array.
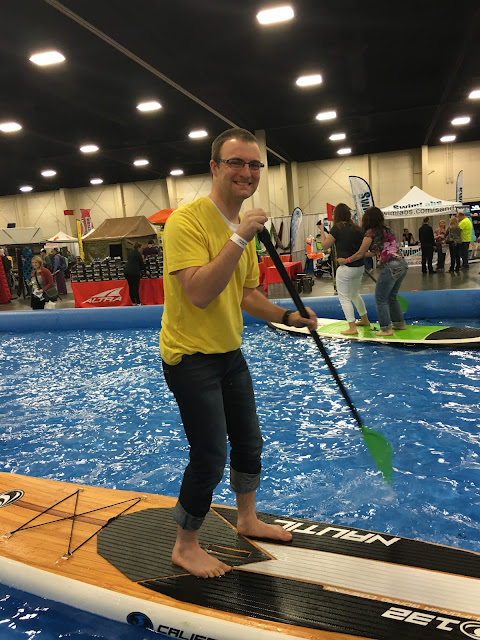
[
  {"xmin": 457, "ymin": 210, "xmax": 473, "ymax": 269},
  {"xmin": 160, "ymin": 128, "xmax": 317, "ymax": 579}
]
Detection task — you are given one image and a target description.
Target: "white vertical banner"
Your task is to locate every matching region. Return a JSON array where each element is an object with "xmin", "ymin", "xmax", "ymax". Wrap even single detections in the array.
[
  {"xmin": 349, "ymin": 176, "xmax": 375, "ymax": 221},
  {"xmin": 456, "ymin": 170, "xmax": 463, "ymax": 203}
]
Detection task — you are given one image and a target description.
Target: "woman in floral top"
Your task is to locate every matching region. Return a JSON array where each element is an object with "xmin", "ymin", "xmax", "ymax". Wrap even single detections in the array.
[{"xmin": 337, "ymin": 206, "xmax": 408, "ymax": 336}]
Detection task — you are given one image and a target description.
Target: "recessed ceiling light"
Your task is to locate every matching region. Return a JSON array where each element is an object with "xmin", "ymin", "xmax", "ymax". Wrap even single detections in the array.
[
  {"xmin": 90, "ymin": 178, "xmax": 103, "ymax": 185},
  {"xmin": 451, "ymin": 116, "xmax": 470, "ymax": 126},
  {"xmin": 188, "ymin": 130, "xmax": 208, "ymax": 139},
  {"xmin": 468, "ymin": 89, "xmax": 480, "ymax": 100},
  {"xmin": 316, "ymin": 111, "xmax": 336, "ymax": 121},
  {"xmin": 296, "ymin": 74, "xmax": 322, "ymax": 87},
  {"xmin": 133, "ymin": 159, "xmax": 149, "ymax": 166},
  {"xmin": 0, "ymin": 122, "xmax": 22, "ymax": 133},
  {"xmin": 329, "ymin": 133, "xmax": 346, "ymax": 141},
  {"xmin": 19, "ymin": 185, "xmax": 33, "ymax": 192},
  {"xmin": 337, "ymin": 148, "xmax": 351, "ymax": 155},
  {"xmin": 440, "ymin": 135, "xmax": 456, "ymax": 143},
  {"xmin": 257, "ymin": 5, "xmax": 294, "ymax": 24},
  {"xmin": 170, "ymin": 169, "xmax": 184, "ymax": 176},
  {"xmin": 41, "ymin": 169, "xmax": 56, "ymax": 177},
  {"xmin": 136, "ymin": 101, "xmax": 162, "ymax": 112},
  {"xmin": 80, "ymin": 144, "xmax": 99, "ymax": 153},
  {"xmin": 29, "ymin": 50, "xmax": 65, "ymax": 66}
]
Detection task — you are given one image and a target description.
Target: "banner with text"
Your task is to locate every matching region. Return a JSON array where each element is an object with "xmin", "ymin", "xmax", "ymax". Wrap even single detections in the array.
[
  {"xmin": 80, "ymin": 209, "xmax": 93, "ymax": 235},
  {"xmin": 456, "ymin": 170, "xmax": 463, "ymax": 204},
  {"xmin": 349, "ymin": 176, "xmax": 374, "ymax": 221}
]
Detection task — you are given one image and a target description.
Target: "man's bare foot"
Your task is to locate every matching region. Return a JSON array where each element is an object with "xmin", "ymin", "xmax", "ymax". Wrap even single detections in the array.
[
  {"xmin": 341, "ymin": 329, "xmax": 358, "ymax": 335},
  {"xmin": 376, "ymin": 330, "xmax": 393, "ymax": 336},
  {"xmin": 172, "ymin": 531, "xmax": 232, "ymax": 578},
  {"xmin": 237, "ymin": 516, "xmax": 293, "ymax": 542}
]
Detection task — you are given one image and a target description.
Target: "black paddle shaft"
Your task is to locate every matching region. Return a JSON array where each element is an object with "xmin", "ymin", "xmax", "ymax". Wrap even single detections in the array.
[{"xmin": 258, "ymin": 228, "xmax": 364, "ymax": 428}]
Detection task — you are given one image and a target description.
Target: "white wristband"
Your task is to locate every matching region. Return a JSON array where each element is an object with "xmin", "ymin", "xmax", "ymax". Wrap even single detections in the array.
[{"xmin": 230, "ymin": 232, "xmax": 248, "ymax": 250}]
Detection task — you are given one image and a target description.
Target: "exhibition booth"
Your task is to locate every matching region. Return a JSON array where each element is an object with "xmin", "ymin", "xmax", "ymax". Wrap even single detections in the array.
[{"xmin": 382, "ymin": 187, "xmax": 462, "ymax": 265}]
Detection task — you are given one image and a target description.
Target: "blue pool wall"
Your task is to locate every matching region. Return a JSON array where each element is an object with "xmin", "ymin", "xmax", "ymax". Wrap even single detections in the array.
[{"xmin": 1, "ymin": 288, "xmax": 479, "ymax": 332}]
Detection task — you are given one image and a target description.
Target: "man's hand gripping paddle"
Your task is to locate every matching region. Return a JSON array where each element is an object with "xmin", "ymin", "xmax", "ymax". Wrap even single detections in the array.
[{"xmin": 258, "ymin": 228, "xmax": 394, "ymax": 484}]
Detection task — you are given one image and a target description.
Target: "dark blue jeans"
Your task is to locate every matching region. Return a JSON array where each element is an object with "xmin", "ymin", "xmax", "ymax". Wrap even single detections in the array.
[
  {"xmin": 375, "ymin": 258, "xmax": 408, "ymax": 331},
  {"xmin": 162, "ymin": 350, "xmax": 262, "ymax": 530}
]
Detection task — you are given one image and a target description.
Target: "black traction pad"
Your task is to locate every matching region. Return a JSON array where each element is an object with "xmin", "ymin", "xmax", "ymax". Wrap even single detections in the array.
[
  {"xmin": 143, "ymin": 571, "xmax": 478, "ymax": 640},
  {"xmin": 424, "ymin": 326, "xmax": 480, "ymax": 340},
  {"xmin": 97, "ymin": 507, "xmax": 269, "ymax": 581},
  {"xmin": 98, "ymin": 506, "xmax": 480, "ymax": 639},
  {"xmin": 216, "ymin": 507, "xmax": 480, "ymax": 579}
]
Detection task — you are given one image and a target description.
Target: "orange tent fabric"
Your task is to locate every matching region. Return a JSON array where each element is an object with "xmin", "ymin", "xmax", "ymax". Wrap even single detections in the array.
[{"xmin": 148, "ymin": 209, "xmax": 175, "ymax": 224}]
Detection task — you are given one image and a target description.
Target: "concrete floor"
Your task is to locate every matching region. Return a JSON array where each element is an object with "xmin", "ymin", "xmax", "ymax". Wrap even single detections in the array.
[{"xmin": 1, "ymin": 262, "xmax": 479, "ymax": 312}]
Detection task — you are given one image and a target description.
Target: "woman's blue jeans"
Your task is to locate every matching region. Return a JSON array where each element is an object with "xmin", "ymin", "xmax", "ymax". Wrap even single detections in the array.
[
  {"xmin": 162, "ymin": 350, "xmax": 262, "ymax": 530},
  {"xmin": 375, "ymin": 258, "xmax": 408, "ymax": 331}
]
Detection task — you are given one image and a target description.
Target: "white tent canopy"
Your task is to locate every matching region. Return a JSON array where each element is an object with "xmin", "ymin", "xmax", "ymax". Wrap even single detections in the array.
[
  {"xmin": 45, "ymin": 231, "xmax": 80, "ymax": 256},
  {"xmin": 382, "ymin": 186, "xmax": 461, "ymax": 219},
  {"xmin": 0, "ymin": 227, "xmax": 43, "ymax": 245}
]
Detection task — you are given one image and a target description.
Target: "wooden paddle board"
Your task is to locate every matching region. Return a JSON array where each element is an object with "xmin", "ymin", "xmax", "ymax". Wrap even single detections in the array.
[
  {"xmin": 0, "ymin": 472, "xmax": 479, "ymax": 639},
  {"xmin": 268, "ymin": 318, "xmax": 480, "ymax": 348}
]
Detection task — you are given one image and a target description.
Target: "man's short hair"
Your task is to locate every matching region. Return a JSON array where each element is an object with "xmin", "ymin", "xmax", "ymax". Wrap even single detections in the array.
[
  {"xmin": 423, "ymin": 216, "xmax": 430, "ymax": 223},
  {"xmin": 211, "ymin": 128, "xmax": 258, "ymax": 162}
]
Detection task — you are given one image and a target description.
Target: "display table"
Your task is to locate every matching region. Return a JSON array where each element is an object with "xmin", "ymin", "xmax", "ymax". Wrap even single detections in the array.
[
  {"xmin": 264, "ymin": 261, "xmax": 303, "ymax": 293},
  {"xmin": 71, "ymin": 278, "xmax": 164, "ymax": 308}
]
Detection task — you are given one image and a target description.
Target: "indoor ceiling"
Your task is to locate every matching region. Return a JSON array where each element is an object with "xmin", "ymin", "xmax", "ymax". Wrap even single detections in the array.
[{"xmin": 1, "ymin": 0, "xmax": 480, "ymax": 196}]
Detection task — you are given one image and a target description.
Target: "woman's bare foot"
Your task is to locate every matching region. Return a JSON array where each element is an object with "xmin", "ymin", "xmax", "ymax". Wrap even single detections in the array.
[
  {"xmin": 237, "ymin": 515, "xmax": 293, "ymax": 542},
  {"xmin": 341, "ymin": 329, "xmax": 358, "ymax": 335},
  {"xmin": 172, "ymin": 529, "xmax": 232, "ymax": 578},
  {"xmin": 376, "ymin": 330, "xmax": 393, "ymax": 336},
  {"xmin": 356, "ymin": 314, "xmax": 371, "ymax": 327}
]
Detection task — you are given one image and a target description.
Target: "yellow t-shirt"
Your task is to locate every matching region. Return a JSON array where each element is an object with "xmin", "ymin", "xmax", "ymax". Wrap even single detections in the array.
[
  {"xmin": 160, "ymin": 196, "xmax": 259, "ymax": 365},
  {"xmin": 458, "ymin": 217, "xmax": 473, "ymax": 243}
]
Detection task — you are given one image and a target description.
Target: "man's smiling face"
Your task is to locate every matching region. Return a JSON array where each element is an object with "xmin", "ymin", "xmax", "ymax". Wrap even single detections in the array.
[{"xmin": 210, "ymin": 138, "xmax": 261, "ymax": 203}]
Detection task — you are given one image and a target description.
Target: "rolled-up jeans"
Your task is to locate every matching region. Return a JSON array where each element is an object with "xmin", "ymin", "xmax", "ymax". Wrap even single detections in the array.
[
  {"xmin": 335, "ymin": 264, "xmax": 367, "ymax": 323},
  {"xmin": 162, "ymin": 349, "xmax": 262, "ymax": 531},
  {"xmin": 375, "ymin": 258, "xmax": 408, "ymax": 331}
]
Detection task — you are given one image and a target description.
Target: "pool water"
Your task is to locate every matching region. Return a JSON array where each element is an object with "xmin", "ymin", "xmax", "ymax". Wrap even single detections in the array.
[{"xmin": 1, "ymin": 320, "xmax": 480, "ymax": 638}]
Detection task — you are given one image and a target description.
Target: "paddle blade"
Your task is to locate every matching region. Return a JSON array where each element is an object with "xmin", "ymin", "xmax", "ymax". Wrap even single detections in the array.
[
  {"xmin": 360, "ymin": 425, "xmax": 394, "ymax": 485},
  {"xmin": 398, "ymin": 295, "xmax": 409, "ymax": 313}
]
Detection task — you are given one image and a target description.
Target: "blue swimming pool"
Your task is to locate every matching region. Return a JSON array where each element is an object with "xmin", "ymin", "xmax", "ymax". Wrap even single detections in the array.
[{"xmin": 1, "ymin": 293, "xmax": 480, "ymax": 639}]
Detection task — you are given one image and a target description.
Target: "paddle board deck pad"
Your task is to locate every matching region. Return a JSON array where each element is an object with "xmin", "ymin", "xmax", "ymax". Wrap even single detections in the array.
[
  {"xmin": 268, "ymin": 318, "xmax": 480, "ymax": 348},
  {"xmin": 0, "ymin": 473, "xmax": 479, "ymax": 639}
]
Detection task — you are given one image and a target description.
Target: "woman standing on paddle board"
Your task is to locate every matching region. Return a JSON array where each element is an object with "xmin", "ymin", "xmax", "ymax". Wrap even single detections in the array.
[
  {"xmin": 319, "ymin": 203, "xmax": 370, "ymax": 335},
  {"xmin": 338, "ymin": 206, "xmax": 408, "ymax": 337}
]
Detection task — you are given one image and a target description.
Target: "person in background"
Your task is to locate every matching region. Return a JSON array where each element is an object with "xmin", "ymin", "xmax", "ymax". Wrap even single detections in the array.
[
  {"xmin": 338, "ymin": 206, "xmax": 407, "ymax": 337},
  {"xmin": 0, "ymin": 249, "xmax": 12, "ymax": 304},
  {"xmin": 41, "ymin": 249, "xmax": 53, "ymax": 272},
  {"xmin": 124, "ymin": 242, "xmax": 148, "ymax": 305},
  {"xmin": 445, "ymin": 216, "xmax": 462, "ymax": 273},
  {"xmin": 319, "ymin": 203, "xmax": 370, "ymax": 335},
  {"xmin": 402, "ymin": 228, "xmax": 416, "ymax": 246},
  {"xmin": 434, "ymin": 220, "xmax": 447, "ymax": 271},
  {"xmin": 142, "ymin": 239, "xmax": 159, "ymax": 259},
  {"xmin": 51, "ymin": 248, "xmax": 68, "ymax": 295},
  {"xmin": 21, "ymin": 247, "xmax": 34, "ymax": 296},
  {"xmin": 161, "ymin": 127, "xmax": 317, "ymax": 578},
  {"xmin": 30, "ymin": 255, "xmax": 55, "ymax": 310},
  {"xmin": 418, "ymin": 216, "xmax": 435, "ymax": 274},
  {"xmin": 0, "ymin": 248, "xmax": 13, "ymax": 294},
  {"xmin": 457, "ymin": 210, "xmax": 473, "ymax": 270},
  {"xmin": 66, "ymin": 250, "xmax": 76, "ymax": 277}
]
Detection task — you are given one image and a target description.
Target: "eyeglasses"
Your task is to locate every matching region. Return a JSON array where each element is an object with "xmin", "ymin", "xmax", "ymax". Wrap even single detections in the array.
[{"xmin": 217, "ymin": 158, "xmax": 264, "ymax": 171}]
